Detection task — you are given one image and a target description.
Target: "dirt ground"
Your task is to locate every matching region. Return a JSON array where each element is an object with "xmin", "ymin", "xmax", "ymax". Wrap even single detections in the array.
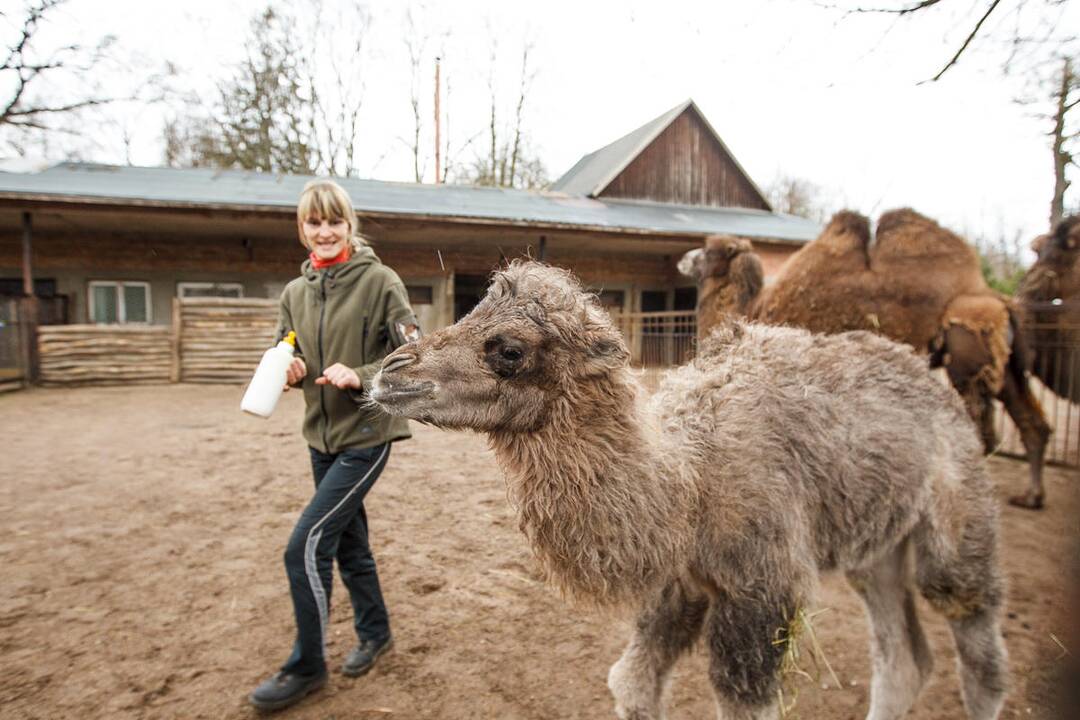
[{"xmin": 1, "ymin": 384, "xmax": 1078, "ymax": 720}]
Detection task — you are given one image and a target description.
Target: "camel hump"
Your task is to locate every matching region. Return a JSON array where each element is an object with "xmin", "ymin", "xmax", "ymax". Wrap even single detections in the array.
[
  {"xmin": 871, "ymin": 208, "xmax": 978, "ymax": 268},
  {"xmin": 704, "ymin": 234, "xmax": 752, "ymax": 256},
  {"xmin": 819, "ymin": 210, "xmax": 871, "ymax": 251}
]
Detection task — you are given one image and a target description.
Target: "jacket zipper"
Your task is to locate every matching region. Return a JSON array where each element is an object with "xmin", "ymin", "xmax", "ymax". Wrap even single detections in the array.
[
  {"xmin": 360, "ymin": 316, "xmax": 368, "ymax": 362},
  {"xmin": 317, "ymin": 271, "xmax": 331, "ymax": 452}
]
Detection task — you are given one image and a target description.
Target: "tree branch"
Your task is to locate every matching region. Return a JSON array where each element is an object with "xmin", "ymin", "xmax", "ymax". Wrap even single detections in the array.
[
  {"xmin": 845, "ymin": 0, "xmax": 945, "ymax": 15},
  {"xmin": 924, "ymin": 0, "xmax": 1003, "ymax": 82}
]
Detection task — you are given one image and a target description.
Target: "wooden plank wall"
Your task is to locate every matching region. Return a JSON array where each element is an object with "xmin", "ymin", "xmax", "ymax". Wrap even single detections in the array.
[
  {"xmin": 177, "ymin": 297, "xmax": 278, "ymax": 383},
  {"xmin": 600, "ymin": 110, "xmax": 769, "ymax": 210},
  {"xmin": 37, "ymin": 325, "xmax": 171, "ymax": 386}
]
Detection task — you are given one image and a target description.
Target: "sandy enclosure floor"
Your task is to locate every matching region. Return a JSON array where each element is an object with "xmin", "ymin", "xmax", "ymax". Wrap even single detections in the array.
[{"xmin": 1, "ymin": 384, "xmax": 1077, "ymax": 720}]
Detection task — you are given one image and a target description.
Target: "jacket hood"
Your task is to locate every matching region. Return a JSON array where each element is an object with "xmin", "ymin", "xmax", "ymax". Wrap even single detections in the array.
[{"xmin": 300, "ymin": 244, "xmax": 379, "ymax": 288}]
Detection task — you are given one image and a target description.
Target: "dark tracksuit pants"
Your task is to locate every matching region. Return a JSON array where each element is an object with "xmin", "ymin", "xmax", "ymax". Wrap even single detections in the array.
[{"xmin": 281, "ymin": 443, "xmax": 391, "ymax": 677}]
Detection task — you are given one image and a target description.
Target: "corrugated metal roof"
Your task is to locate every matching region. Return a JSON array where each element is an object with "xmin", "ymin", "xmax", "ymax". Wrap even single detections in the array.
[{"xmin": 0, "ymin": 162, "xmax": 820, "ymax": 243}]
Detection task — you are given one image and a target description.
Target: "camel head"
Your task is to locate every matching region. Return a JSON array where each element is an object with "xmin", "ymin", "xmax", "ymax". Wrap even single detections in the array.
[
  {"xmin": 370, "ymin": 260, "xmax": 629, "ymax": 433},
  {"xmin": 1031, "ymin": 215, "xmax": 1079, "ymax": 261},
  {"xmin": 676, "ymin": 234, "xmax": 754, "ymax": 284},
  {"xmin": 1020, "ymin": 215, "xmax": 1080, "ymax": 305}
]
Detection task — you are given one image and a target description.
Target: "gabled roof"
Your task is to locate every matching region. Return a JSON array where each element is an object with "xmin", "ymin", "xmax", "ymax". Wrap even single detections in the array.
[
  {"xmin": 550, "ymin": 99, "xmax": 771, "ymax": 209},
  {"xmin": 0, "ymin": 163, "xmax": 820, "ymax": 243}
]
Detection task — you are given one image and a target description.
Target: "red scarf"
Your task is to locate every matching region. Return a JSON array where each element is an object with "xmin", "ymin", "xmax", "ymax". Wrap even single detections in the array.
[{"xmin": 309, "ymin": 247, "xmax": 350, "ymax": 269}]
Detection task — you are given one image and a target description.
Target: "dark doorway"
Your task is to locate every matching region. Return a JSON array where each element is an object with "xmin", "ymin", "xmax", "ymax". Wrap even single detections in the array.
[
  {"xmin": 0, "ymin": 278, "xmax": 57, "ymax": 297},
  {"xmin": 674, "ymin": 286, "xmax": 697, "ymax": 311},
  {"xmin": 454, "ymin": 275, "xmax": 489, "ymax": 321},
  {"xmin": 640, "ymin": 290, "xmax": 668, "ymax": 314}
]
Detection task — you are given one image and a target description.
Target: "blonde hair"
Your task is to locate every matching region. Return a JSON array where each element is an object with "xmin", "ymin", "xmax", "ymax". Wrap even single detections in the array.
[{"xmin": 296, "ymin": 180, "xmax": 368, "ymax": 252}]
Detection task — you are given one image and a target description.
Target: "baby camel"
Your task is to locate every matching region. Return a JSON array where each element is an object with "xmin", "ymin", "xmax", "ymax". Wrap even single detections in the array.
[{"xmin": 370, "ymin": 261, "xmax": 1007, "ymax": 720}]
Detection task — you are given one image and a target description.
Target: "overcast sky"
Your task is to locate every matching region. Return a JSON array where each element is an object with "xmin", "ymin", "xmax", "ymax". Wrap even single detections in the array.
[{"xmin": 10, "ymin": 0, "xmax": 1079, "ymax": 252}]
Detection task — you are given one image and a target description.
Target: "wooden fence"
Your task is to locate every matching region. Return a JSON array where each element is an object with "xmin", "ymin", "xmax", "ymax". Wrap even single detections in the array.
[
  {"xmin": 996, "ymin": 306, "xmax": 1080, "ymax": 468},
  {"xmin": 611, "ymin": 310, "xmax": 697, "ymax": 367},
  {"xmin": 37, "ymin": 298, "xmax": 278, "ymax": 387},
  {"xmin": 173, "ymin": 297, "xmax": 278, "ymax": 383},
  {"xmin": 38, "ymin": 325, "xmax": 172, "ymax": 386}
]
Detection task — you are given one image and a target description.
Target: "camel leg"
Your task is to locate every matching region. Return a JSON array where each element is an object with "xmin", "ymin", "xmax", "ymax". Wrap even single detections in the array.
[
  {"xmin": 914, "ymin": 515, "xmax": 1007, "ymax": 720},
  {"xmin": 947, "ymin": 610, "xmax": 1009, "ymax": 720},
  {"xmin": 999, "ymin": 370, "xmax": 1051, "ymax": 510},
  {"xmin": 608, "ymin": 580, "xmax": 709, "ymax": 720},
  {"xmin": 846, "ymin": 540, "xmax": 933, "ymax": 720},
  {"xmin": 703, "ymin": 587, "xmax": 793, "ymax": 720}
]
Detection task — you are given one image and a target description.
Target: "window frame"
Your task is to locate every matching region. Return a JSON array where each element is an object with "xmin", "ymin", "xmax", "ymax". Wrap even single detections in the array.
[
  {"xmin": 87, "ymin": 280, "xmax": 152, "ymax": 324},
  {"xmin": 176, "ymin": 281, "xmax": 246, "ymax": 299}
]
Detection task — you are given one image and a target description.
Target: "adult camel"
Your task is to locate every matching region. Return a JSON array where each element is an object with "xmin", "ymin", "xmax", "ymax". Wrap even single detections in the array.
[{"xmin": 678, "ymin": 209, "xmax": 1052, "ymax": 509}]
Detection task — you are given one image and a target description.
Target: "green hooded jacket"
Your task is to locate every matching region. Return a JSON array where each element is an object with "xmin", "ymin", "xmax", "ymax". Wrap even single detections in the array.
[{"xmin": 277, "ymin": 245, "xmax": 416, "ymax": 454}]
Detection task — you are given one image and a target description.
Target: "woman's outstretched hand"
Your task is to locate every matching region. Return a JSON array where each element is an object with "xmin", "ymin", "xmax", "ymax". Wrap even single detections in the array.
[
  {"xmin": 282, "ymin": 357, "xmax": 307, "ymax": 391},
  {"xmin": 315, "ymin": 362, "xmax": 361, "ymax": 390},
  {"xmin": 282, "ymin": 358, "xmax": 308, "ymax": 390}
]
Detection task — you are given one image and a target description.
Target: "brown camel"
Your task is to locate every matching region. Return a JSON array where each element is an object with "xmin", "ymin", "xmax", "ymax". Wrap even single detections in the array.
[
  {"xmin": 1017, "ymin": 215, "xmax": 1080, "ymax": 404},
  {"xmin": 678, "ymin": 209, "xmax": 1052, "ymax": 509},
  {"xmin": 370, "ymin": 261, "xmax": 1007, "ymax": 720}
]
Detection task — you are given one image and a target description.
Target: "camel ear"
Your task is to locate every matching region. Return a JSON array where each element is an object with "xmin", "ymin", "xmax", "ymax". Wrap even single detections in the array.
[
  {"xmin": 523, "ymin": 300, "xmax": 547, "ymax": 327},
  {"xmin": 1052, "ymin": 216, "xmax": 1078, "ymax": 250},
  {"xmin": 583, "ymin": 337, "xmax": 628, "ymax": 376},
  {"xmin": 580, "ymin": 315, "xmax": 629, "ymax": 374}
]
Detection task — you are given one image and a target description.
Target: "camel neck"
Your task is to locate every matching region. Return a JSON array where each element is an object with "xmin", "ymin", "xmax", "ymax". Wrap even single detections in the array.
[{"xmin": 488, "ymin": 370, "xmax": 695, "ymax": 606}]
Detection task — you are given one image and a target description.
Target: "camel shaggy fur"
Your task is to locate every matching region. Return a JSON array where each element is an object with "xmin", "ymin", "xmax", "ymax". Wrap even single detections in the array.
[
  {"xmin": 370, "ymin": 261, "xmax": 1007, "ymax": 720},
  {"xmin": 679, "ymin": 209, "xmax": 1052, "ymax": 509}
]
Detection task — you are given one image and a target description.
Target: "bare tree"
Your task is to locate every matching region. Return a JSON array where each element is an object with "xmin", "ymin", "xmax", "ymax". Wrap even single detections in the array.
[
  {"xmin": 175, "ymin": 7, "xmax": 316, "ymax": 173},
  {"xmin": 972, "ymin": 223, "xmax": 1027, "ymax": 294},
  {"xmin": 1050, "ymin": 55, "xmax": 1078, "ymax": 226},
  {"xmin": 1, "ymin": 0, "xmax": 118, "ymax": 151},
  {"xmin": 164, "ymin": 2, "xmax": 373, "ymax": 176},
  {"xmin": 461, "ymin": 41, "xmax": 548, "ymax": 189},
  {"xmin": 764, "ymin": 174, "xmax": 833, "ymax": 222},
  {"xmin": 304, "ymin": 0, "xmax": 369, "ymax": 177},
  {"xmin": 403, "ymin": 8, "xmax": 429, "ymax": 182},
  {"xmin": 836, "ymin": 0, "xmax": 1072, "ymax": 82}
]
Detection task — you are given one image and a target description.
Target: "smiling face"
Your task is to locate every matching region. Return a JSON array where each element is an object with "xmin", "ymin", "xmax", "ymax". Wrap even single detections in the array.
[
  {"xmin": 301, "ymin": 215, "xmax": 350, "ymax": 260},
  {"xmin": 295, "ymin": 180, "xmax": 359, "ymax": 260},
  {"xmin": 370, "ymin": 262, "xmax": 628, "ymax": 434}
]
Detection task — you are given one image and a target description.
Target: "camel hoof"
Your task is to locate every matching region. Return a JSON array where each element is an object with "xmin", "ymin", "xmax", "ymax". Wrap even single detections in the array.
[{"xmin": 1007, "ymin": 493, "xmax": 1045, "ymax": 511}]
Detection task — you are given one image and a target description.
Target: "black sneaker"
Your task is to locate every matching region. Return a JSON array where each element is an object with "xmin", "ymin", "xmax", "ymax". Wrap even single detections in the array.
[
  {"xmin": 341, "ymin": 636, "xmax": 394, "ymax": 677},
  {"xmin": 248, "ymin": 670, "xmax": 327, "ymax": 712}
]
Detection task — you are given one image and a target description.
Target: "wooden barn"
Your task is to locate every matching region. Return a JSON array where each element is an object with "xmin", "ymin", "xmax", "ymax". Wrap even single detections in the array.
[{"xmin": 0, "ymin": 99, "xmax": 818, "ymax": 384}]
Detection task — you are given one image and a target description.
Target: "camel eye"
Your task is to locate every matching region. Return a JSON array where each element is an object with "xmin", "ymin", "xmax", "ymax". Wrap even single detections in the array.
[{"xmin": 484, "ymin": 336, "xmax": 527, "ymax": 378}]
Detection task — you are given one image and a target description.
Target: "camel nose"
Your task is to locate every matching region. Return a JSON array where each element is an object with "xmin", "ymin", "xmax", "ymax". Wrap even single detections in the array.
[{"xmin": 381, "ymin": 348, "xmax": 416, "ymax": 374}]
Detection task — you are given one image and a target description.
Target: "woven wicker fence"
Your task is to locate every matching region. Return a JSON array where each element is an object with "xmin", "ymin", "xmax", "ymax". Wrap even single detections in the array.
[
  {"xmin": 37, "ymin": 325, "xmax": 172, "ymax": 386},
  {"xmin": 36, "ymin": 298, "xmax": 279, "ymax": 387},
  {"xmin": 173, "ymin": 297, "xmax": 278, "ymax": 383}
]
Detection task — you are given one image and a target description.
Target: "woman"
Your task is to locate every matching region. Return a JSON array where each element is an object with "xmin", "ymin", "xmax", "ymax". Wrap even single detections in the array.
[{"xmin": 249, "ymin": 180, "xmax": 419, "ymax": 712}]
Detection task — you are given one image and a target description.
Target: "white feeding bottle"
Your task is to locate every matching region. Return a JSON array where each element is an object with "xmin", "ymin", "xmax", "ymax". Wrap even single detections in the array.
[{"xmin": 241, "ymin": 331, "xmax": 297, "ymax": 418}]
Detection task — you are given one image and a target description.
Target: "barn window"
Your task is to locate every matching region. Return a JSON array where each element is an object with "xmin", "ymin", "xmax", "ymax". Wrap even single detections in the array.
[
  {"xmin": 88, "ymin": 281, "xmax": 151, "ymax": 324},
  {"xmin": 177, "ymin": 282, "xmax": 245, "ymax": 299},
  {"xmin": 406, "ymin": 285, "xmax": 434, "ymax": 305}
]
